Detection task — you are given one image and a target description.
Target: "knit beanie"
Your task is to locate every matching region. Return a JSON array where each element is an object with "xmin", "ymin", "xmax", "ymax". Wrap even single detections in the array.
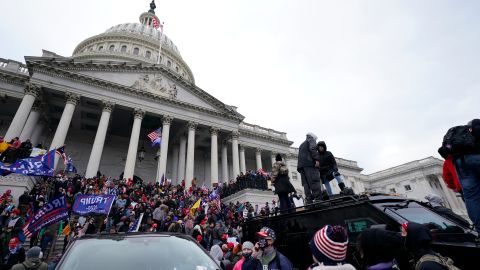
[
  {"xmin": 309, "ymin": 225, "xmax": 348, "ymax": 265},
  {"xmin": 26, "ymin": 246, "xmax": 43, "ymax": 259},
  {"xmin": 242, "ymin": 241, "xmax": 254, "ymax": 251}
]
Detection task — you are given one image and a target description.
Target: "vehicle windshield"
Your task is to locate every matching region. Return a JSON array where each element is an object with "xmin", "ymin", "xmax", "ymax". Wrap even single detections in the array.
[
  {"xmin": 381, "ymin": 202, "xmax": 463, "ymax": 232},
  {"xmin": 57, "ymin": 235, "xmax": 219, "ymax": 270}
]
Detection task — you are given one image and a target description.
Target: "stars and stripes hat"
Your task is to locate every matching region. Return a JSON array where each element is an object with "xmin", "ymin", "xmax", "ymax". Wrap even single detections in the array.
[
  {"xmin": 256, "ymin": 226, "xmax": 276, "ymax": 241},
  {"xmin": 309, "ymin": 225, "xmax": 348, "ymax": 264}
]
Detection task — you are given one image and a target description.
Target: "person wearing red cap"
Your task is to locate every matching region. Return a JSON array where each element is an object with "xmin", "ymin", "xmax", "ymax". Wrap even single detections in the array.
[
  {"xmin": 255, "ymin": 227, "xmax": 293, "ymax": 270},
  {"xmin": 2, "ymin": 237, "xmax": 25, "ymax": 269}
]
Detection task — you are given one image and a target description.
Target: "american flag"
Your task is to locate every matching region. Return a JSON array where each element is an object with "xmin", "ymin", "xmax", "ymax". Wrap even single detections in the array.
[
  {"xmin": 55, "ymin": 146, "xmax": 67, "ymax": 164},
  {"xmin": 147, "ymin": 128, "xmax": 162, "ymax": 146},
  {"xmin": 153, "ymin": 17, "xmax": 163, "ymax": 31}
]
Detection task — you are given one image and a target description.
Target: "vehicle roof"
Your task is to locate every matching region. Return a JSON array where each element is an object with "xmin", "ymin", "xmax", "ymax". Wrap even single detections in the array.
[{"xmin": 71, "ymin": 232, "xmax": 195, "ymax": 241}]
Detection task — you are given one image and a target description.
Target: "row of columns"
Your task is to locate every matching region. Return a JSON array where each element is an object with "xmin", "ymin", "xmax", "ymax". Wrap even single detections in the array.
[{"xmin": 4, "ymin": 83, "xmax": 284, "ymax": 188}]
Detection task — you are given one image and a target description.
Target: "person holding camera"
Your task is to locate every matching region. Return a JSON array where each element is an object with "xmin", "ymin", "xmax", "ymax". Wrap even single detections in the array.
[{"xmin": 317, "ymin": 141, "xmax": 347, "ymax": 197}]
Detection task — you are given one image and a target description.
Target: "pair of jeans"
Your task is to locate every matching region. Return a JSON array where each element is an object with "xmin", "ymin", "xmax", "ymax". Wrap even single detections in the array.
[
  {"xmin": 322, "ymin": 174, "xmax": 345, "ymax": 196},
  {"xmin": 455, "ymin": 154, "xmax": 480, "ymax": 233},
  {"xmin": 278, "ymin": 192, "xmax": 292, "ymax": 211},
  {"xmin": 40, "ymin": 235, "xmax": 53, "ymax": 253}
]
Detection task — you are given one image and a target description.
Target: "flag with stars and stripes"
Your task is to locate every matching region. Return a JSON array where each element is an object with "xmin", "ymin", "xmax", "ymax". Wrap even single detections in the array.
[{"xmin": 147, "ymin": 128, "xmax": 162, "ymax": 146}]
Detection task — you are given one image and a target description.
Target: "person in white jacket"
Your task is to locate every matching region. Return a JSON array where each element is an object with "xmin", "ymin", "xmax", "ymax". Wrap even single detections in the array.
[{"xmin": 308, "ymin": 225, "xmax": 356, "ymax": 270}]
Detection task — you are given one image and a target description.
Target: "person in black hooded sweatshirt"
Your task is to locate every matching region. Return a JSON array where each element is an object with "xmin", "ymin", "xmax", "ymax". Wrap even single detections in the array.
[
  {"xmin": 317, "ymin": 141, "xmax": 347, "ymax": 197},
  {"xmin": 403, "ymin": 222, "xmax": 459, "ymax": 270}
]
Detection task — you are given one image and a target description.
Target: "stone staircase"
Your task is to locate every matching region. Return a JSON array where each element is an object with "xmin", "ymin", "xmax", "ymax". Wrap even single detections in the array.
[{"xmin": 23, "ymin": 235, "xmax": 66, "ymax": 263}]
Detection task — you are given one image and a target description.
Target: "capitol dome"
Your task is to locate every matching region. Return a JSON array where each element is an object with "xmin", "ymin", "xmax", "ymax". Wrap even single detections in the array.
[{"xmin": 72, "ymin": 4, "xmax": 194, "ymax": 83}]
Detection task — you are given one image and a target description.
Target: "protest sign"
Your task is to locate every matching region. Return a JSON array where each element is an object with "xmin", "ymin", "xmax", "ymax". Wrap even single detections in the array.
[{"xmin": 73, "ymin": 194, "xmax": 115, "ymax": 216}]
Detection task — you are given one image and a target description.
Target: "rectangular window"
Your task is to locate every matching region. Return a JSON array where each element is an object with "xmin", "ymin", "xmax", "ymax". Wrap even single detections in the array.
[
  {"xmin": 292, "ymin": 172, "xmax": 297, "ymax": 181},
  {"xmin": 404, "ymin": 185, "xmax": 412, "ymax": 191}
]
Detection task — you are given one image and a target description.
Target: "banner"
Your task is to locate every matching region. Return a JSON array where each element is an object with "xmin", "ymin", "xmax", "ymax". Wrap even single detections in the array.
[
  {"xmin": 73, "ymin": 194, "xmax": 116, "ymax": 216},
  {"xmin": 0, "ymin": 149, "xmax": 55, "ymax": 177},
  {"xmin": 128, "ymin": 213, "xmax": 144, "ymax": 232},
  {"xmin": 23, "ymin": 195, "xmax": 68, "ymax": 237}
]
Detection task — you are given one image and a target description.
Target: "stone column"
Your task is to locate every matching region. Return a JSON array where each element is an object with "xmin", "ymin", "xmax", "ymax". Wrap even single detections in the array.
[
  {"xmin": 157, "ymin": 115, "xmax": 173, "ymax": 183},
  {"xmin": 171, "ymin": 144, "xmax": 180, "ymax": 184},
  {"xmin": 4, "ymin": 83, "xmax": 40, "ymax": 141},
  {"xmin": 85, "ymin": 101, "xmax": 114, "ymax": 178},
  {"xmin": 185, "ymin": 121, "xmax": 197, "ymax": 188},
  {"xmin": 49, "ymin": 92, "xmax": 80, "ymax": 168},
  {"xmin": 239, "ymin": 145, "xmax": 246, "ymax": 173},
  {"xmin": 19, "ymin": 101, "xmax": 42, "ymax": 142},
  {"xmin": 178, "ymin": 136, "xmax": 187, "ymax": 183},
  {"xmin": 123, "ymin": 108, "xmax": 145, "ymax": 180},
  {"xmin": 221, "ymin": 141, "xmax": 229, "ymax": 182},
  {"xmin": 30, "ymin": 120, "xmax": 45, "ymax": 146},
  {"xmin": 256, "ymin": 148, "xmax": 263, "ymax": 170},
  {"xmin": 210, "ymin": 127, "xmax": 219, "ymax": 186},
  {"xmin": 231, "ymin": 131, "xmax": 240, "ymax": 179},
  {"xmin": 271, "ymin": 153, "xmax": 277, "ymax": 166}
]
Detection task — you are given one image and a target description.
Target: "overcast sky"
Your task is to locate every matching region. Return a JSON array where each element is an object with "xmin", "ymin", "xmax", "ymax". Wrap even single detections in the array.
[{"xmin": 1, "ymin": 0, "xmax": 479, "ymax": 173}]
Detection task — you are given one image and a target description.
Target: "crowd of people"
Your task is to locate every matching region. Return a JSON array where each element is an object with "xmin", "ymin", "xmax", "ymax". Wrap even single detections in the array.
[
  {"xmin": 0, "ymin": 137, "xmax": 40, "ymax": 164},
  {"xmin": 0, "ymin": 172, "xmax": 465, "ymax": 270}
]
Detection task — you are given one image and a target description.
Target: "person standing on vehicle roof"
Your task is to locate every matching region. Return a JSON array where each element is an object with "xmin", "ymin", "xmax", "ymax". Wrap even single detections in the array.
[
  {"xmin": 297, "ymin": 132, "xmax": 323, "ymax": 203},
  {"xmin": 316, "ymin": 141, "xmax": 347, "ymax": 197},
  {"xmin": 255, "ymin": 227, "xmax": 293, "ymax": 270},
  {"xmin": 451, "ymin": 119, "xmax": 480, "ymax": 234}
]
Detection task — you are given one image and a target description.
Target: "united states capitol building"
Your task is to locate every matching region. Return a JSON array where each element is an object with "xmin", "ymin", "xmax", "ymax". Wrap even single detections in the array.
[{"xmin": 0, "ymin": 3, "xmax": 466, "ymax": 216}]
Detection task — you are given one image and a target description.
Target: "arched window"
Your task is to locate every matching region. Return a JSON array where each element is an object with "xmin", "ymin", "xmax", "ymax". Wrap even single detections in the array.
[
  {"xmin": 121, "ymin": 45, "xmax": 127, "ymax": 53},
  {"xmin": 145, "ymin": 51, "xmax": 151, "ymax": 58},
  {"xmin": 133, "ymin": 47, "xmax": 139, "ymax": 55},
  {"xmin": 167, "ymin": 60, "xmax": 171, "ymax": 67},
  {"xmin": 109, "ymin": 45, "xmax": 115, "ymax": 52},
  {"xmin": 175, "ymin": 66, "xmax": 179, "ymax": 72},
  {"xmin": 98, "ymin": 46, "xmax": 103, "ymax": 51}
]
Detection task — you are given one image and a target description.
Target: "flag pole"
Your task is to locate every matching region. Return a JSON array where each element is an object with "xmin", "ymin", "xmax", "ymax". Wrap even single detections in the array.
[{"xmin": 157, "ymin": 22, "xmax": 164, "ymax": 64}]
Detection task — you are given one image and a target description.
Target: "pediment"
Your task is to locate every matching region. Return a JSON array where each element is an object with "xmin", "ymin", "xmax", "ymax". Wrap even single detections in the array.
[{"xmin": 77, "ymin": 70, "xmax": 220, "ymax": 111}]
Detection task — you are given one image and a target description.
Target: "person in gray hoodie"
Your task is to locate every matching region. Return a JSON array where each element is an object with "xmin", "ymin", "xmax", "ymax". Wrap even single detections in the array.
[
  {"xmin": 11, "ymin": 246, "xmax": 48, "ymax": 270},
  {"xmin": 297, "ymin": 132, "xmax": 323, "ymax": 203}
]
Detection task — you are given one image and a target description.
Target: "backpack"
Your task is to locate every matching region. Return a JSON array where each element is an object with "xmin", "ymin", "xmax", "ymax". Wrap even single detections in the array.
[
  {"xmin": 438, "ymin": 125, "xmax": 476, "ymax": 159},
  {"xmin": 415, "ymin": 253, "xmax": 460, "ymax": 270}
]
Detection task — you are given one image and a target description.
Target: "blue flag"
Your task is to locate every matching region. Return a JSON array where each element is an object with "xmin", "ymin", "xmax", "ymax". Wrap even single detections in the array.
[
  {"xmin": 0, "ymin": 149, "xmax": 55, "ymax": 177},
  {"xmin": 24, "ymin": 195, "xmax": 68, "ymax": 237},
  {"xmin": 73, "ymin": 194, "xmax": 116, "ymax": 216},
  {"xmin": 65, "ymin": 156, "xmax": 77, "ymax": 173}
]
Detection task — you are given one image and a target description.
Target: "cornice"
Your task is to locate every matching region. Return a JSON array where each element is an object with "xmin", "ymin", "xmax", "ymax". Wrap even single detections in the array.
[
  {"xmin": 239, "ymin": 129, "xmax": 293, "ymax": 146},
  {"xmin": 0, "ymin": 69, "xmax": 29, "ymax": 86},
  {"xmin": 26, "ymin": 59, "xmax": 244, "ymax": 122}
]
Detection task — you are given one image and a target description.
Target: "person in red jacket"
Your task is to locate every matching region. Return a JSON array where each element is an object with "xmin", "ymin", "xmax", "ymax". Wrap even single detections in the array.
[{"xmin": 442, "ymin": 156, "xmax": 462, "ymax": 193}]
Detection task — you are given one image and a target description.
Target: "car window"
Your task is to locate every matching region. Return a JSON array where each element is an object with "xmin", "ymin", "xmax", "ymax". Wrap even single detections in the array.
[
  {"xmin": 382, "ymin": 202, "xmax": 461, "ymax": 231},
  {"xmin": 58, "ymin": 235, "xmax": 219, "ymax": 270}
]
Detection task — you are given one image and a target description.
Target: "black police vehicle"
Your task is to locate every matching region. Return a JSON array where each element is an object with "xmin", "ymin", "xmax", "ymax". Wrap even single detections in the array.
[{"xmin": 243, "ymin": 194, "xmax": 478, "ymax": 270}]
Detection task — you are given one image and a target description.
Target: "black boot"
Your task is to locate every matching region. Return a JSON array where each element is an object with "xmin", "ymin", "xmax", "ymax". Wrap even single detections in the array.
[{"xmin": 338, "ymin": 182, "xmax": 346, "ymax": 191}]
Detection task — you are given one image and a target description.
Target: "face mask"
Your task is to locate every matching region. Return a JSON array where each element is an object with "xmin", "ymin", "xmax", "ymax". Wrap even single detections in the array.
[
  {"xmin": 9, "ymin": 247, "xmax": 17, "ymax": 253},
  {"xmin": 243, "ymin": 252, "xmax": 252, "ymax": 259},
  {"xmin": 258, "ymin": 238, "xmax": 268, "ymax": 248}
]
